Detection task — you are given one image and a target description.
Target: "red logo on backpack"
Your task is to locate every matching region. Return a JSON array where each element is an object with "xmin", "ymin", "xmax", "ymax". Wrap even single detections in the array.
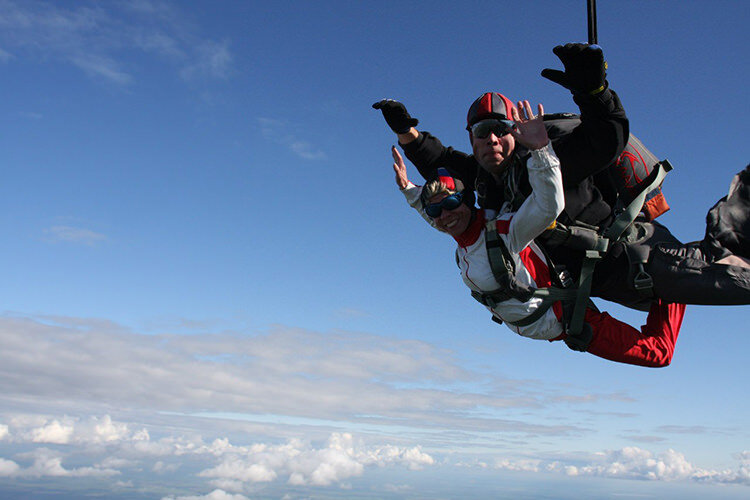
[{"xmin": 616, "ymin": 149, "xmax": 650, "ymax": 192}]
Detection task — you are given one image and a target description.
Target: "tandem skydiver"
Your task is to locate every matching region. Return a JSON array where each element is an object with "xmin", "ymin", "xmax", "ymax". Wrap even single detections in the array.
[
  {"xmin": 374, "ymin": 43, "xmax": 750, "ymax": 318},
  {"xmin": 391, "ymin": 99, "xmax": 685, "ymax": 367}
]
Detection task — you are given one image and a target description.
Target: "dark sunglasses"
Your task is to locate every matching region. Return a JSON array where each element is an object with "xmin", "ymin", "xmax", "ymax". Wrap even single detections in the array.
[
  {"xmin": 469, "ymin": 119, "xmax": 516, "ymax": 139},
  {"xmin": 424, "ymin": 192, "xmax": 464, "ymax": 218}
]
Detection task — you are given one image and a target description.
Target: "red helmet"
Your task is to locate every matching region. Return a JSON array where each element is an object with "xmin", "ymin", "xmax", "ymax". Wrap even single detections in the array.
[{"xmin": 466, "ymin": 92, "xmax": 515, "ymax": 130}]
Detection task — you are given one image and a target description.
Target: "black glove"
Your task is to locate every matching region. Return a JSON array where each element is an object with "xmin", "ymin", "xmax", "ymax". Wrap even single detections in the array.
[
  {"xmin": 541, "ymin": 43, "xmax": 607, "ymax": 95},
  {"xmin": 564, "ymin": 321, "xmax": 594, "ymax": 353},
  {"xmin": 372, "ymin": 99, "xmax": 419, "ymax": 134}
]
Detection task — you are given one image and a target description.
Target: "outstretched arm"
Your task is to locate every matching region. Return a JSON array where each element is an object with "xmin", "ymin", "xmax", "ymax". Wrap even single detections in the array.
[
  {"xmin": 504, "ymin": 101, "xmax": 565, "ymax": 253},
  {"xmin": 374, "ymin": 99, "xmax": 478, "ymax": 185},
  {"xmin": 541, "ymin": 43, "xmax": 629, "ymax": 186}
]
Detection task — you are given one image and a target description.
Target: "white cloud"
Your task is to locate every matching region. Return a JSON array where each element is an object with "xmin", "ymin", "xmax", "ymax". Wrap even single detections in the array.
[
  {"xmin": 290, "ymin": 141, "xmax": 327, "ymax": 160},
  {"xmin": 358, "ymin": 442, "xmax": 435, "ymax": 471},
  {"xmin": 0, "ymin": 0, "xmax": 232, "ymax": 85},
  {"xmin": 258, "ymin": 117, "xmax": 327, "ymax": 161},
  {"xmin": 493, "ymin": 458, "xmax": 541, "ymax": 472},
  {"xmin": 69, "ymin": 53, "xmax": 133, "ymax": 85},
  {"xmin": 491, "ymin": 446, "xmax": 750, "ymax": 486},
  {"xmin": 10, "ymin": 448, "xmax": 120, "ymax": 478},
  {"xmin": 43, "ymin": 225, "xmax": 107, "ymax": 245},
  {"xmin": 198, "ymin": 433, "xmax": 430, "ymax": 488},
  {"xmin": 180, "ymin": 39, "xmax": 232, "ymax": 80},
  {"xmin": 81, "ymin": 414, "xmax": 133, "ymax": 443},
  {"xmin": 153, "ymin": 460, "xmax": 180, "ymax": 473},
  {"xmin": 0, "ymin": 458, "xmax": 21, "ymax": 476},
  {"xmin": 206, "ymin": 479, "xmax": 244, "ymax": 493},
  {"xmin": 163, "ymin": 490, "xmax": 250, "ymax": 500},
  {"xmin": 1, "ymin": 409, "xmax": 749, "ymax": 496},
  {"xmin": 11, "ymin": 415, "xmax": 146, "ymax": 446},
  {"xmin": 1, "ymin": 314, "xmax": 570, "ymax": 433},
  {"xmin": 31, "ymin": 419, "xmax": 74, "ymax": 444},
  {"xmin": 0, "ymin": 411, "xmax": 437, "ymax": 490},
  {"xmin": 1, "ymin": 313, "xmax": 746, "ymax": 494},
  {"xmin": 2, "ymin": 411, "xmax": 435, "ymax": 490}
]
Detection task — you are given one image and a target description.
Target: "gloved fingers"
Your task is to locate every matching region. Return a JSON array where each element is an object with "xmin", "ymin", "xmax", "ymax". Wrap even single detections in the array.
[
  {"xmin": 551, "ymin": 44, "xmax": 566, "ymax": 58},
  {"xmin": 553, "ymin": 43, "xmax": 595, "ymax": 61},
  {"xmin": 581, "ymin": 47, "xmax": 604, "ymax": 63},
  {"xmin": 372, "ymin": 99, "xmax": 393, "ymax": 109},
  {"xmin": 540, "ymin": 68, "xmax": 567, "ymax": 87},
  {"xmin": 553, "ymin": 43, "xmax": 582, "ymax": 60}
]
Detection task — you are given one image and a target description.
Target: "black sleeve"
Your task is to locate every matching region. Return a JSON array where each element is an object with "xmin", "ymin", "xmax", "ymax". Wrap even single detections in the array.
[
  {"xmin": 400, "ymin": 131, "xmax": 479, "ymax": 186},
  {"xmin": 552, "ymin": 88, "xmax": 629, "ymax": 188}
]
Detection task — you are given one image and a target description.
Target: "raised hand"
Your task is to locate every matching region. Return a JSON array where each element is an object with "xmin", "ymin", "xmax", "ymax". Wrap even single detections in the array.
[
  {"xmin": 509, "ymin": 101, "xmax": 549, "ymax": 151},
  {"xmin": 541, "ymin": 43, "xmax": 607, "ymax": 95},
  {"xmin": 391, "ymin": 146, "xmax": 409, "ymax": 189}
]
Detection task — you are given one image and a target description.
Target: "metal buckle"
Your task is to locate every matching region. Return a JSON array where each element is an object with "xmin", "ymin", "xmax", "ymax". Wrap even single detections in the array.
[{"xmin": 633, "ymin": 264, "xmax": 653, "ymax": 291}]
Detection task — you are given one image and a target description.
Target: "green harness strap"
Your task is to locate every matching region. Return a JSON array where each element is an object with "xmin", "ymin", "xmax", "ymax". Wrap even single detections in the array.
[
  {"xmin": 485, "ymin": 219, "xmax": 515, "ymax": 277},
  {"xmin": 605, "ymin": 160, "xmax": 673, "ymax": 241}
]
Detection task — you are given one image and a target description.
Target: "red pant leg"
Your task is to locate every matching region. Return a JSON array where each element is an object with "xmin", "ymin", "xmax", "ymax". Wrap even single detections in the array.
[{"xmin": 584, "ymin": 300, "xmax": 686, "ymax": 367}]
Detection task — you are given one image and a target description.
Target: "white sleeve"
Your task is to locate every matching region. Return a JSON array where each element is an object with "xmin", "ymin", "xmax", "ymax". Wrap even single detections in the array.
[
  {"xmin": 401, "ymin": 182, "xmax": 439, "ymax": 230},
  {"xmin": 504, "ymin": 142, "xmax": 564, "ymax": 254}
]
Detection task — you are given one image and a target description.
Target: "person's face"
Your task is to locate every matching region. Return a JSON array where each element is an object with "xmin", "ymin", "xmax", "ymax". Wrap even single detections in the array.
[
  {"xmin": 471, "ymin": 130, "xmax": 516, "ymax": 174},
  {"xmin": 428, "ymin": 192, "xmax": 472, "ymax": 238}
]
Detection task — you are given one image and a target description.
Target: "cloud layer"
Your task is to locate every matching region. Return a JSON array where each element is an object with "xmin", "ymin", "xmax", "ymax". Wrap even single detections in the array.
[
  {"xmin": 0, "ymin": 314, "xmax": 748, "ymax": 496},
  {"xmin": 1, "ymin": 413, "xmax": 747, "ymax": 498},
  {"xmin": 0, "ymin": 314, "xmax": 585, "ymax": 434},
  {"xmin": 0, "ymin": 414, "xmax": 433, "ymax": 493},
  {"xmin": 487, "ymin": 447, "xmax": 750, "ymax": 485}
]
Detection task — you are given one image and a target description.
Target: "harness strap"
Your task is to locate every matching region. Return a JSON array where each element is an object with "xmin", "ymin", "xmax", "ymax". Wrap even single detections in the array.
[
  {"xmin": 605, "ymin": 160, "xmax": 673, "ymax": 241},
  {"xmin": 509, "ymin": 288, "xmax": 578, "ymax": 327},
  {"xmin": 475, "ymin": 161, "xmax": 672, "ymax": 344},
  {"xmin": 485, "ymin": 220, "xmax": 515, "ymax": 275},
  {"xmin": 542, "ymin": 221, "xmax": 609, "ymax": 252},
  {"xmin": 473, "ymin": 287, "xmax": 578, "ymax": 327},
  {"xmin": 566, "ymin": 249, "xmax": 602, "ymax": 337}
]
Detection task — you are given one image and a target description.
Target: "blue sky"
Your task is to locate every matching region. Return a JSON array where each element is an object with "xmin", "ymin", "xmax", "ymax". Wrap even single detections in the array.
[{"xmin": 0, "ymin": 1, "xmax": 748, "ymax": 498}]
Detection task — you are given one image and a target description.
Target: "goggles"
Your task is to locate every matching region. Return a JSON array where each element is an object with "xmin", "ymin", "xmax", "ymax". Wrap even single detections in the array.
[
  {"xmin": 469, "ymin": 119, "xmax": 516, "ymax": 139},
  {"xmin": 424, "ymin": 192, "xmax": 464, "ymax": 218}
]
